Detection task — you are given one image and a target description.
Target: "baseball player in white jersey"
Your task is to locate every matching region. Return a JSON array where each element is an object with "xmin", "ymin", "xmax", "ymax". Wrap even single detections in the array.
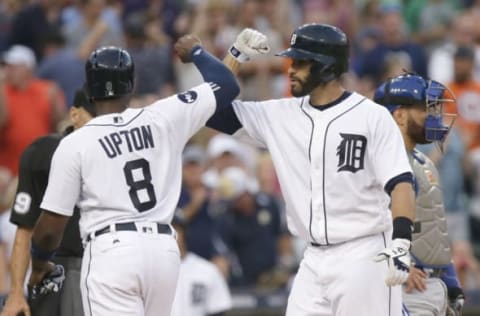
[
  {"xmin": 170, "ymin": 214, "xmax": 232, "ymax": 316},
  {"xmin": 183, "ymin": 24, "xmax": 417, "ymax": 315},
  {"xmin": 374, "ymin": 73, "xmax": 465, "ymax": 316},
  {"xmin": 27, "ymin": 36, "xmax": 240, "ymax": 316}
]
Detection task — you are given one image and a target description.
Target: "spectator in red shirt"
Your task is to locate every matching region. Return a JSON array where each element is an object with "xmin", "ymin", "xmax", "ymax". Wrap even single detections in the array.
[{"xmin": 0, "ymin": 45, "xmax": 66, "ymax": 175}]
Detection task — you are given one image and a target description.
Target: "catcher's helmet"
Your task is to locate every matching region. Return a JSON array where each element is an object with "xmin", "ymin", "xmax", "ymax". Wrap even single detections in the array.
[
  {"xmin": 276, "ymin": 23, "xmax": 349, "ymax": 82},
  {"xmin": 85, "ymin": 46, "xmax": 134, "ymax": 100},
  {"xmin": 374, "ymin": 74, "xmax": 456, "ymax": 143}
]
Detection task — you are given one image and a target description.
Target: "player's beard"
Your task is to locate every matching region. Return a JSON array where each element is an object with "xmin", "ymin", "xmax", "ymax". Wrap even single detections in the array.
[
  {"xmin": 407, "ymin": 116, "xmax": 430, "ymax": 144},
  {"xmin": 290, "ymin": 73, "xmax": 318, "ymax": 97}
]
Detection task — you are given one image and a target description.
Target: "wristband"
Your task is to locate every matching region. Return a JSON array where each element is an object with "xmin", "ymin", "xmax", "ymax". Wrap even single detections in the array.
[
  {"xmin": 31, "ymin": 242, "xmax": 56, "ymax": 261},
  {"xmin": 392, "ymin": 216, "xmax": 413, "ymax": 241},
  {"xmin": 228, "ymin": 45, "xmax": 249, "ymax": 63}
]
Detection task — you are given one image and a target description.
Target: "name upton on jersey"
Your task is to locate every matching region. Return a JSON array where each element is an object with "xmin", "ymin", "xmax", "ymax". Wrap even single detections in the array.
[{"xmin": 98, "ymin": 125, "xmax": 154, "ymax": 158}]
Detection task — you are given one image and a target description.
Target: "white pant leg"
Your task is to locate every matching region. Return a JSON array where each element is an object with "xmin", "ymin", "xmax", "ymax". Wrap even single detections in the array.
[
  {"xmin": 287, "ymin": 233, "xmax": 402, "ymax": 316},
  {"xmin": 142, "ymin": 234, "xmax": 180, "ymax": 316},
  {"xmin": 402, "ymin": 278, "xmax": 448, "ymax": 316},
  {"xmin": 286, "ymin": 254, "xmax": 333, "ymax": 316},
  {"xmin": 80, "ymin": 231, "xmax": 180, "ymax": 316}
]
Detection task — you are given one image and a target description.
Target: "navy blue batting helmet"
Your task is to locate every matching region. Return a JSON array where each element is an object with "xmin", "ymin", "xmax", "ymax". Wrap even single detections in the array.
[
  {"xmin": 276, "ymin": 23, "xmax": 349, "ymax": 82},
  {"xmin": 85, "ymin": 46, "xmax": 134, "ymax": 100},
  {"xmin": 374, "ymin": 74, "xmax": 456, "ymax": 142}
]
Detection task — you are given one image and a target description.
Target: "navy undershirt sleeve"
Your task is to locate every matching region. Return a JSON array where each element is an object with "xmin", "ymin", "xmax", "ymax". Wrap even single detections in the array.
[
  {"xmin": 190, "ymin": 45, "xmax": 239, "ymax": 110},
  {"xmin": 189, "ymin": 45, "xmax": 243, "ymax": 134},
  {"xmin": 384, "ymin": 172, "xmax": 414, "ymax": 195},
  {"xmin": 205, "ymin": 103, "xmax": 242, "ymax": 134}
]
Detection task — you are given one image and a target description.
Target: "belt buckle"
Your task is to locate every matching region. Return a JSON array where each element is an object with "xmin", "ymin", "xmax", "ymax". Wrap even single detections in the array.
[{"xmin": 139, "ymin": 222, "xmax": 156, "ymax": 234}]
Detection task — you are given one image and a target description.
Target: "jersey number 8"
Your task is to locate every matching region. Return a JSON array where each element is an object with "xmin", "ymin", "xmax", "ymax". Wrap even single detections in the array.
[{"xmin": 123, "ymin": 158, "xmax": 157, "ymax": 212}]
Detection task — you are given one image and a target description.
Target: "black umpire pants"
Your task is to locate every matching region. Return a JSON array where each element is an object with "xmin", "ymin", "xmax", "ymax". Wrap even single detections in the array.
[{"xmin": 28, "ymin": 256, "xmax": 83, "ymax": 316}]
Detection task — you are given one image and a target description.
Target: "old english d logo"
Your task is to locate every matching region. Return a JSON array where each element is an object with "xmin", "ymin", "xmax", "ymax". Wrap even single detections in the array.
[{"xmin": 337, "ymin": 133, "xmax": 367, "ymax": 173}]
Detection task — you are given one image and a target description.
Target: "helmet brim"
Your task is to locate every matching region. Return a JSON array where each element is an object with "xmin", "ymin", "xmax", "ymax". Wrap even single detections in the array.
[{"xmin": 275, "ymin": 47, "xmax": 336, "ymax": 65}]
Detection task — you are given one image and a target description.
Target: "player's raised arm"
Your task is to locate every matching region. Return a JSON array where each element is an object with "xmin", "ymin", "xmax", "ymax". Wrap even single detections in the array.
[
  {"xmin": 174, "ymin": 35, "xmax": 240, "ymax": 111},
  {"xmin": 203, "ymin": 28, "xmax": 270, "ymax": 135}
]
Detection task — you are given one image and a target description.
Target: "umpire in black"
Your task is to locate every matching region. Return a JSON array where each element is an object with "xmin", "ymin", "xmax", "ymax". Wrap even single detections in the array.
[{"xmin": 1, "ymin": 89, "xmax": 95, "ymax": 316}]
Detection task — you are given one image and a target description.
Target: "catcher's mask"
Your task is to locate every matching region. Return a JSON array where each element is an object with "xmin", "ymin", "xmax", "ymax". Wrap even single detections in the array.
[{"xmin": 374, "ymin": 73, "xmax": 456, "ymax": 144}]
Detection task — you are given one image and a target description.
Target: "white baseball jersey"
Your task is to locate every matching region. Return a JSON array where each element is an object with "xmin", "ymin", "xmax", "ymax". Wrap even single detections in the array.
[
  {"xmin": 41, "ymin": 83, "xmax": 216, "ymax": 238},
  {"xmin": 170, "ymin": 253, "xmax": 232, "ymax": 316},
  {"xmin": 232, "ymin": 92, "xmax": 412, "ymax": 245}
]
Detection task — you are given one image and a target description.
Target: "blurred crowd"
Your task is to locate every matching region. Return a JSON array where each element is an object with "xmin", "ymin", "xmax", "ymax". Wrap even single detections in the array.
[{"xmin": 1, "ymin": 0, "xmax": 480, "ymax": 301}]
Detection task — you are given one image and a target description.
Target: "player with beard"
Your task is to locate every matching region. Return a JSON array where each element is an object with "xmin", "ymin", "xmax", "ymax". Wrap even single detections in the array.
[
  {"xmin": 177, "ymin": 24, "xmax": 417, "ymax": 315},
  {"xmin": 374, "ymin": 73, "xmax": 465, "ymax": 316}
]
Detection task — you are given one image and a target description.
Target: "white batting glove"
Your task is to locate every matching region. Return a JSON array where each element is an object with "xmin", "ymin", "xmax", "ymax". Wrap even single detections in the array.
[
  {"xmin": 228, "ymin": 28, "xmax": 270, "ymax": 63},
  {"xmin": 373, "ymin": 238, "xmax": 411, "ymax": 286}
]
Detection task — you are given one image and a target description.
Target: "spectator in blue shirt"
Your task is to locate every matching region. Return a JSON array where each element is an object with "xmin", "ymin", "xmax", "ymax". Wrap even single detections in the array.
[
  {"xmin": 215, "ymin": 167, "xmax": 286, "ymax": 287},
  {"xmin": 36, "ymin": 29, "xmax": 85, "ymax": 106},
  {"xmin": 178, "ymin": 145, "xmax": 230, "ymax": 277},
  {"xmin": 353, "ymin": 3, "xmax": 427, "ymax": 85}
]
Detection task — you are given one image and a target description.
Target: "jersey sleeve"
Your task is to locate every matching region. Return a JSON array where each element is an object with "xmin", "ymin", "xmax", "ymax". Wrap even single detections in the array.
[
  {"xmin": 10, "ymin": 144, "xmax": 48, "ymax": 228},
  {"xmin": 148, "ymin": 82, "xmax": 217, "ymax": 142},
  {"xmin": 370, "ymin": 107, "xmax": 413, "ymax": 189},
  {"xmin": 206, "ymin": 265, "xmax": 232, "ymax": 314},
  {"xmin": 40, "ymin": 138, "xmax": 81, "ymax": 217},
  {"xmin": 231, "ymin": 100, "xmax": 268, "ymax": 147}
]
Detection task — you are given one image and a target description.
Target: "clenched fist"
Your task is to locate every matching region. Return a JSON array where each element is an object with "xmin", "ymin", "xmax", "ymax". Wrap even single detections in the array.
[
  {"xmin": 229, "ymin": 28, "xmax": 270, "ymax": 62},
  {"xmin": 174, "ymin": 34, "xmax": 202, "ymax": 63}
]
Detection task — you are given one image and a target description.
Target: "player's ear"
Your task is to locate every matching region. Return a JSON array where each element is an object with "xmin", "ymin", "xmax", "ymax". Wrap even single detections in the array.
[
  {"xmin": 392, "ymin": 107, "xmax": 407, "ymax": 126},
  {"xmin": 70, "ymin": 106, "xmax": 93, "ymax": 129},
  {"xmin": 69, "ymin": 106, "xmax": 79, "ymax": 125}
]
